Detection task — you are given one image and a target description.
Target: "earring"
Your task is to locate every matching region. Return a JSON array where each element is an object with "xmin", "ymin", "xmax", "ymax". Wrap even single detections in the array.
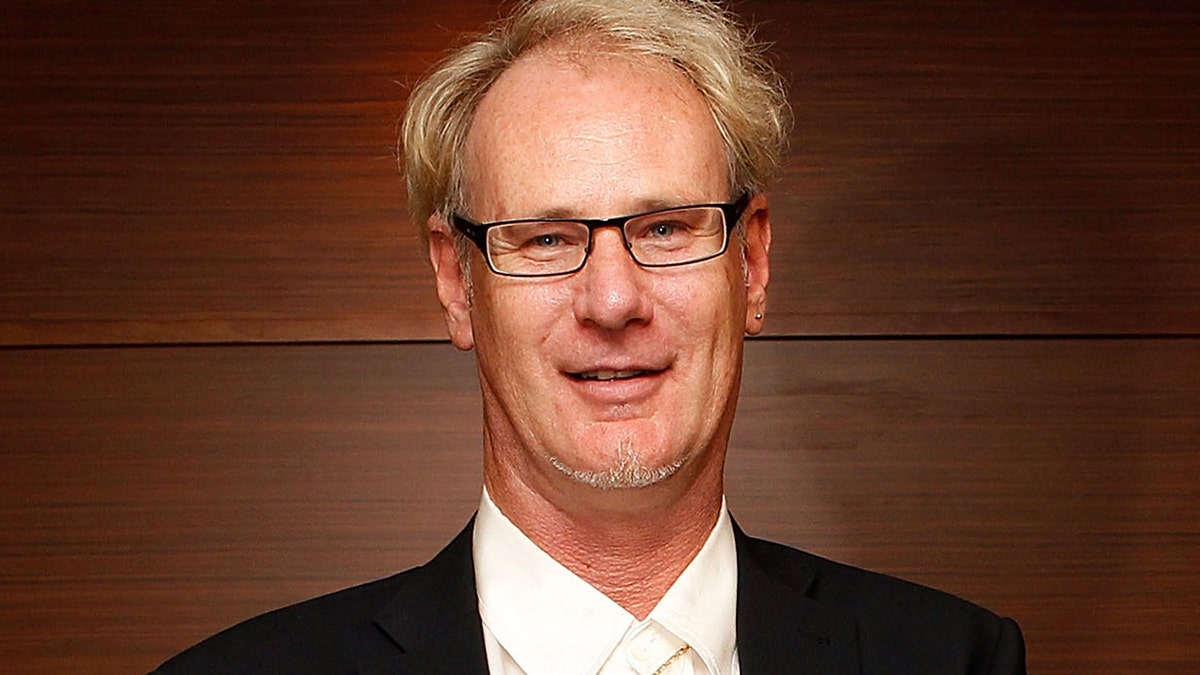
[{"xmin": 754, "ymin": 312, "xmax": 763, "ymax": 320}]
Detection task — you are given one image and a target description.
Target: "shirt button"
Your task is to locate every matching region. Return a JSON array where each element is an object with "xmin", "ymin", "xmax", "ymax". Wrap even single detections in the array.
[
  {"xmin": 628, "ymin": 631, "xmax": 660, "ymax": 668},
  {"xmin": 630, "ymin": 639, "xmax": 653, "ymax": 663}
]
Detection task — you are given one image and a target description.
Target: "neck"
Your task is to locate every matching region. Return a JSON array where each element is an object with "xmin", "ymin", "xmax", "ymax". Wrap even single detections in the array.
[{"xmin": 485, "ymin": 452, "xmax": 725, "ymax": 620}]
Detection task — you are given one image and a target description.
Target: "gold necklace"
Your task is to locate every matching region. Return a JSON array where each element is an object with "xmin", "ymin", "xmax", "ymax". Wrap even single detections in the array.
[{"xmin": 650, "ymin": 644, "xmax": 692, "ymax": 675}]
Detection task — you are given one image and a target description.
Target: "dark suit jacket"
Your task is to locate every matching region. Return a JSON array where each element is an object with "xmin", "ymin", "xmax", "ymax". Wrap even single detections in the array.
[{"xmin": 153, "ymin": 519, "xmax": 1026, "ymax": 674}]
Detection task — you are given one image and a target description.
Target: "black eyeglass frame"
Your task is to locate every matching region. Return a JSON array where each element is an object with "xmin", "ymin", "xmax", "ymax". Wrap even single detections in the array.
[{"xmin": 449, "ymin": 192, "xmax": 753, "ymax": 277}]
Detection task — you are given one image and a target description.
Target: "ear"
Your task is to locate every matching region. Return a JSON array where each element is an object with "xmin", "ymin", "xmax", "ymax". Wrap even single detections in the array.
[
  {"xmin": 427, "ymin": 216, "xmax": 476, "ymax": 351},
  {"xmin": 742, "ymin": 193, "xmax": 771, "ymax": 336}
]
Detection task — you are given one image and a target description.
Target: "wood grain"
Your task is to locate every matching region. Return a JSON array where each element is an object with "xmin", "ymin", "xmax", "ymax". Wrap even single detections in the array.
[
  {"xmin": 0, "ymin": 1, "xmax": 500, "ymax": 345},
  {"xmin": 2, "ymin": 2, "xmax": 1197, "ymax": 674},
  {"xmin": 2, "ymin": 339, "xmax": 1197, "ymax": 673},
  {"xmin": 755, "ymin": 2, "xmax": 1200, "ymax": 336},
  {"xmin": 3, "ymin": 1, "xmax": 1197, "ymax": 345}
]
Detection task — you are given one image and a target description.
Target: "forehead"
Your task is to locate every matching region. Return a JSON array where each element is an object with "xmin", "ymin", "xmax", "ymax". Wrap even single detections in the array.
[{"xmin": 461, "ymin": 46, "xmax": 728, "ymax": 220}]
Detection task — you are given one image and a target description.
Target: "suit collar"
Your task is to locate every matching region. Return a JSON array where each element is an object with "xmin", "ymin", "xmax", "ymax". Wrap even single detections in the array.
[
  {"xmin": 733, "ymin": 521, "xmax": 861, "ymax": 674},
  {"xmin": 364, "ymin": 516, "xmax": 860, "ymax": 675},
  {"xmin": 370, "ymin": 519, "xmax": 489, "ymax": 674}
]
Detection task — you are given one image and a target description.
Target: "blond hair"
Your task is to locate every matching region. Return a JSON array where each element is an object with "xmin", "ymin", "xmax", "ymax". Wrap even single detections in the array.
[{"xmin": 400, "ymin": 0, "xmax": 791, "ymax": 241}]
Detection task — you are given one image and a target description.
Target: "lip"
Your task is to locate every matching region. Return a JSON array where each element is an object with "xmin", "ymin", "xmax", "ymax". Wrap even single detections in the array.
[{"xmin": 562, "ymin": 366, "xmax": 667, "ymax": 406}]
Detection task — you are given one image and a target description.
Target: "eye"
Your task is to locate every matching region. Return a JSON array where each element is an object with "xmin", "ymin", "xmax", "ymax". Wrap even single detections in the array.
[
  {"xmin": 649, "ymin": 222, "xmax": 680, "ymax": 238},
  {"xmin": 638, "ymin": 219, "xmax": 692, "ymax": 240},
  {"xmin": 531, "ymin": 233, "xmax": 564, "ymax": 247}
]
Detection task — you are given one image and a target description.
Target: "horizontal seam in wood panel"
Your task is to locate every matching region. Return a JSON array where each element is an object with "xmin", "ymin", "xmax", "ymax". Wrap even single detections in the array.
[{"xmin": 2, "ymin": 333, "xmax": 1199, "ymax": 352}]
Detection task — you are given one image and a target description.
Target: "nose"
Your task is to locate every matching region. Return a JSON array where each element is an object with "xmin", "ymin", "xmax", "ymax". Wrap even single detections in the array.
[{"xmin": 572, "ymin": 227, "xmax": 653, "ymax": 330}]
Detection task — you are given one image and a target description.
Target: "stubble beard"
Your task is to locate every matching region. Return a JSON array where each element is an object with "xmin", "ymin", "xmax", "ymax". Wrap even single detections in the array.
[{"xmin": 548, "ymin": 436, "xmax": 685, "ymax": 490}]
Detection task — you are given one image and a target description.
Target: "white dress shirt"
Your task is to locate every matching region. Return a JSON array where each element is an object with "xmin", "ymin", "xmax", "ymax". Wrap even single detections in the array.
[{"xmin": 473, "ymin": 489, "xmax": 740, "ymax": 675}]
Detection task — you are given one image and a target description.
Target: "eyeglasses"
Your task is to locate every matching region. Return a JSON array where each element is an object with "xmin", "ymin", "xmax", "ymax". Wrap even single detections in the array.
[{"xmin": 450, "ymin": 192, "xmax": 752, "ymax": 277}]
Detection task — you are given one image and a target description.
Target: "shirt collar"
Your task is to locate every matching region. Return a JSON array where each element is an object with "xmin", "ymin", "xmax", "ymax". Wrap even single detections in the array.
[
  {"xmin": 473, "ymin": 488, "xmax": 738, "ymax": 675},
  {"xmin": 651, "ymin": 502, "xmax": 738, "ymax": 674}
]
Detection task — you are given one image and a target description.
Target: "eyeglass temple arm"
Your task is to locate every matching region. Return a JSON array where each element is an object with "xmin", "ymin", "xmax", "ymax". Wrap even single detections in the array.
[{"xmin": 449, "ymin": 214, "xmax": 490, "ymax": 251}]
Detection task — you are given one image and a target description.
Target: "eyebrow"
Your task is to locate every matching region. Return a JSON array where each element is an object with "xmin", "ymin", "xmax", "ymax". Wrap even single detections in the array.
[{"xmin": 521, "ymin": 197, "xmax": 700, "ymax": 221}]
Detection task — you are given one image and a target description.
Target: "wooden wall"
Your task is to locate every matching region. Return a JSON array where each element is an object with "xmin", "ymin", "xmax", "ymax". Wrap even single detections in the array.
[{"xmin": 2, "ymin": 1, "xmax": 1197, "ymax": 672}]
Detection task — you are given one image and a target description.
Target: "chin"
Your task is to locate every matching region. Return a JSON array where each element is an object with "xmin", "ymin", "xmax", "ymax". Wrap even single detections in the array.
[
  {"xmin": 549, "ymin": 454, "xmax": 684, "ymax": 490},
  {"xmin": 547, "ymin": 435, "xmax": 688, "ymax": 490}
]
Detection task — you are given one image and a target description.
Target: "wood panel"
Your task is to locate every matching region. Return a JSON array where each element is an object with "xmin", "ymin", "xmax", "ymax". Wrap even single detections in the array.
[
  {"xmin": 0, "ymin": 0, "xmax": 500, "ymax": 346},
  {"xmin": 757, "ymin": 1, "xmax": 1200, "ymax": 336},
  {"xmin": 3, "ymin": 1, "xmax": 1198, "ymax": 346},
  {"xmin": 729, "ymin": 339, "xmax": 1200, "ymax": 674},
  {"xmin": 0, "ymin": 343, "xmax": 485, "ymax": 673},
  {"xmin": 2, "ymin": 339, "xmax": 1197, "ymax": 673}
]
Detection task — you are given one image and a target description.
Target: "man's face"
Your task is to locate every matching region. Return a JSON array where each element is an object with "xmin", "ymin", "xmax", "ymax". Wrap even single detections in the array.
[{"xmin": 429, "ymin": 48, "xmax": 770, "ymax": 504}]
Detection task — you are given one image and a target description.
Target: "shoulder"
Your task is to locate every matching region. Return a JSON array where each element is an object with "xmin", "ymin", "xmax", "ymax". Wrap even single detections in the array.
[
  {"xmin": 152, "ymin": 520, "xmax": 479, "ymax": 674},
  {"xmin": 736, "ymin": 531, "xmax": 1026, "ymax": 673},
  {"xmin": 150, "ymin": 570, "xmax": 413, "ymax": 674},
  {"xmin": 740, "ymin": 531, "xmax": 996, "ymax": 619}
]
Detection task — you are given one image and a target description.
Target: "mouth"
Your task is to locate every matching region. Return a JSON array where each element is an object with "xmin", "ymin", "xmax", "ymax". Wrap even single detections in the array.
[
  {"xmin": 569, "ymin": 369, "xmax": 655, "ymax": 382},
  {"xmin": 562, "ymin": 364, "xmax": 668, "ymax": 407}
]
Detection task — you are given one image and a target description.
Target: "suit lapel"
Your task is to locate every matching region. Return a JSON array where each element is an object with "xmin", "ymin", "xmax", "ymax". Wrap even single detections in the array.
[
  {"xmin": 369, "ymin": 520, "xmax": 490, "ymax": 674},
  {"xmin": 362, "ymin": 517, "xmax": 862, "ymax": 674},
  {"xmin": 734, "ymin": 523, "xmax": 860, "ymax": 675}
]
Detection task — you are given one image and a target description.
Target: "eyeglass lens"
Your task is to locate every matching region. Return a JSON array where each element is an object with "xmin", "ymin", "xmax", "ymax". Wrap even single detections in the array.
[{"xmin": 485, "ymin": 206, "xmax": 728, "ymax": 276}]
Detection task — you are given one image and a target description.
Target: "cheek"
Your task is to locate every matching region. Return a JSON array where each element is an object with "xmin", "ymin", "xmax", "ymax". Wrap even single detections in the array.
[
  {"xmin": 476, "ymin": 280, "xmax": 572, "ymax": 354},
  {"xmin": 658, "ymin": 264, "xmax": 746, "ymax": 334}
]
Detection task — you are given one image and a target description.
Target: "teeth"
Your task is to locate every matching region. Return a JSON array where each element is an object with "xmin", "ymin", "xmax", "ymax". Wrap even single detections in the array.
[{"xmin": 579, "ymin": 370, "xmax": 643, "ymax": 381}]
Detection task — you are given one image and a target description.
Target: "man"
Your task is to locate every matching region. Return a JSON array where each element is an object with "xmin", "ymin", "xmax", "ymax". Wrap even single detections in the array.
[{"xmin": 156, "ymin": 0, "xmax": 1026, "ymax": 673}]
